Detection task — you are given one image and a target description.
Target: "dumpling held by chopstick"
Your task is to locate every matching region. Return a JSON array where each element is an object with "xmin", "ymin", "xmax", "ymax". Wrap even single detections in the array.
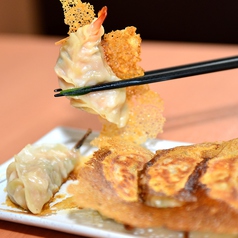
[
  {"xmin": 55, "ymin": 5, "xmax": 129, "ymax": 128},
  {"xmin": 54, "ymin": 1, "xmax": 165, "ymax": 144}
]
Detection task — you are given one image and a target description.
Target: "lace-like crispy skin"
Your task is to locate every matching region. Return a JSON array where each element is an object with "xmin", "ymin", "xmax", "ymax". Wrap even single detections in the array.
[
  {"xmin": 93, "ymin": 86, "xmax": 165, "ymax": 145},
  {"xmin": 96, "ymin": 26, "xmax": 165, "ymax": 144},
  {"xmin": 102, "ymin": 27, "xmax": 144, "ymax": 80},
  {"xmin": 59, "ymin": 0, "xmax": 95, "ymax": 34},
  {"xmin": 98, "ymin": 27, "xmax": 165, "ymax": 144},
  {"xmin": 97, "ymin": 26, "xmax": 165, "ymax": 144}
]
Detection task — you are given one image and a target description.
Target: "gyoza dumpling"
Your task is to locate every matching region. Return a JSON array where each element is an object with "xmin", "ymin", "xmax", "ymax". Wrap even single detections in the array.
[
  {"xmin": 6, "ymin": 144, "xmax": 79, "ymax": 214},
  {"xmin": 54, "ymin": 6, "xmax": 129, "ymax": 128}
]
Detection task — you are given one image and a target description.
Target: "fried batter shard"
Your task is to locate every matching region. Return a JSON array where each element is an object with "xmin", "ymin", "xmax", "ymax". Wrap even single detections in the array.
[
  {"xmin": 200, "ymin": 138, "xmax": 238, "ymax": 210},
  {"xmin": 139, "ymin": 142, "xmax": 224, "ymax": 208}
]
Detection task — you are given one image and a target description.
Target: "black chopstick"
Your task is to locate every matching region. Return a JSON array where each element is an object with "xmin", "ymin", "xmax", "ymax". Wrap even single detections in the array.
[{"xmin": 54, "ymin": 55, "xmax": 238, "ymax": 97}]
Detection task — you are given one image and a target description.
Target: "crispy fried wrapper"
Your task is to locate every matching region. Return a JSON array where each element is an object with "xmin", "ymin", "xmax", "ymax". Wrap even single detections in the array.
[{"xmin": 68, "ymin": 138, "xmax": 238, "ymax": 234}]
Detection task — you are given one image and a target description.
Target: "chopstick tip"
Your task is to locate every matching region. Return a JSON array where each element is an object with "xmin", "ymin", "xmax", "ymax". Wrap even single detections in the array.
[
  {"xmin": 54, "ymin": 93, "xmax": 63, "ymax": 97},
  {"xmin": 54, "ymin": 88, "xmax": 64, "ymax": 97},
  {"xmin": 54, "ymin": 88, "xmax": 62, "ymax": 92}
]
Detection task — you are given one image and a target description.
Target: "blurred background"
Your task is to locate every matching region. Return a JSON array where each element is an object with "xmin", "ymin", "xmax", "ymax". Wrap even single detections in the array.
[{"xmin": 1, "ymin": 0, "xmax": 238, "ymax": 44}]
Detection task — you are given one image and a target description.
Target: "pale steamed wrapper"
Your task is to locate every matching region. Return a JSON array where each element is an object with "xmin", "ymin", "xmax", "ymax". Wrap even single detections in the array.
[
  {"xmin": 54, "ymin": 18, "xmax": 129, "ymax": 128},
  {"xmin": 6, "ymin": 144, "xmax": 79, "ymax": 214}
]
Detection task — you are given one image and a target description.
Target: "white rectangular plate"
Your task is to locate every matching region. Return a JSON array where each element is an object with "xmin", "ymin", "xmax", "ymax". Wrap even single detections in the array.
[{"xmin": 0, "ymin": 126, "xmax": 191, "ymax": 238}]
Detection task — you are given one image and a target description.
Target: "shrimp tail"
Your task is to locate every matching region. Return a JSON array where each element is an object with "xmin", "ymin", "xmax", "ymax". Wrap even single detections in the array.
[{"xmin": 91, "ymin": 6, "xmax": 108, "ymax": 34}]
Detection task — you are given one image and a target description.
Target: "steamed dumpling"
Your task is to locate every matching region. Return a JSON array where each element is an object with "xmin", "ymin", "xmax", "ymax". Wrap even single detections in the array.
[{"xmin": 6, "ymin": 144, "xmax": 79, "ymax": 214}]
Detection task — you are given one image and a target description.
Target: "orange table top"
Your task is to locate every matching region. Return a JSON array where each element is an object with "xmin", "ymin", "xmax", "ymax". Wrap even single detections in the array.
[{"xmin": 1, "ymin": 34, "xmax": 238, "ymax": 237}]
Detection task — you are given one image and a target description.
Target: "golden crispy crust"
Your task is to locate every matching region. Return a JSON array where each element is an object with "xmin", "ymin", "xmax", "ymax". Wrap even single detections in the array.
[
  {"xmin": 200, "ymin": 138, "xmax": 238, "ymax": 210},
  {"xmin": 69, "ymin": 138, "xmax": 238, "ymax": 234},
  {"xmin": 139, "ymin": 142, "xmax": 224, "ymax": 207},
  {"xmin": 102, "ymin": 26, "xmax": 144, "ymax": 80},
  {"xmin": 69, "ymin": 179, "xmax": 238, "ymax": 234},
  {"xmin": 82, "ymin": 138, "xmax": 153, "ymax": 202}
]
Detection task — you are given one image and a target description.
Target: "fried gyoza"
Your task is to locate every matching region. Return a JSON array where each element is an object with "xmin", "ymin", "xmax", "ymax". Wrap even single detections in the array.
[
  {"xmin": 139, "ymin": 142, "xmax": 224, "ymax": 208},
  {"xmin": 68, "ymin": 138, "xmax": 238, "ymax": 234},
  {"xmin": 71, "ymin": 138, "xmax": 153, "ymax": 202},
  {"xmin": 200, "ymin": 138, "xmax": 238, "ymax": 210}
]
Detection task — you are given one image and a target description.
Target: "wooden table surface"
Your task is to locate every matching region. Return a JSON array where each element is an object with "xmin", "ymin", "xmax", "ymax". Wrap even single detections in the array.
[{"xmin": 1, "ymin": 34, "xmax": 238, "ymax": 237}]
